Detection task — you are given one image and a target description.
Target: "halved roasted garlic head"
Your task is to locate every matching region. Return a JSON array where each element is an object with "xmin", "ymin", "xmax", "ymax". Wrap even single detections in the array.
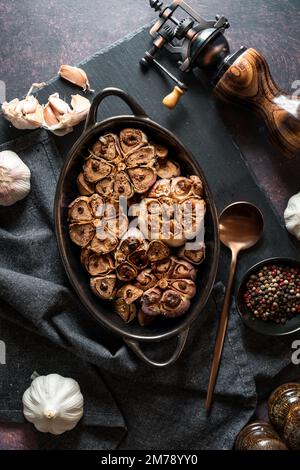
[
  {"xmin": 82, "ymin": 130, "xmax": 158, "ymax": 200},
  {"xmin": 90, "ymin": 274, "xmax": 117, "ymax": 300},
  {"xmin": 139, "ymin": 257, "xmax": 196, "ymax": 318}
]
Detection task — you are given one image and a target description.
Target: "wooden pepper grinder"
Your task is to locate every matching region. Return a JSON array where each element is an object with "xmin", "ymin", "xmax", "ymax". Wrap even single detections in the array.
[
  {"xmin": 214, "ymin": 48, "xmax": 300, "ymax": 158},
  {"xmin": 143, "ymin": 0, "xmax": 300, "ymax": 158}
]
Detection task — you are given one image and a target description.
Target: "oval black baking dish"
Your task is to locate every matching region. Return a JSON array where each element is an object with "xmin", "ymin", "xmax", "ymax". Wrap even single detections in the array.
[{"xmin": 54, "ymin": 88, "xmax": 220, "ymax": 367}]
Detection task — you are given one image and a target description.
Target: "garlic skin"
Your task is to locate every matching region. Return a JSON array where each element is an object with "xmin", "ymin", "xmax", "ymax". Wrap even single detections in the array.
[
  {"xmin": 0, "ymin": 151, "xmax": 31, "ymax": 206},
  {"xmin": 284, "ymin": 192, "xmax": 300, "ymax": 240},
  {"xmin": 1, "ymin": 82, "xmax": 45, "ymax": 130},
  {"xmin": 23, "ymin": 373, "xmax": 84, "ymax": 435},
  {"xmin": 43, "ymin": 93, "xmax": 90, "ymax": 136},
  {"xmin": 59, "ymin": 65, "xmax": 92, "ymax": 92},
  {"xmin": 2, "ymin": 95, "xmax": 44, "ymax": 130}
]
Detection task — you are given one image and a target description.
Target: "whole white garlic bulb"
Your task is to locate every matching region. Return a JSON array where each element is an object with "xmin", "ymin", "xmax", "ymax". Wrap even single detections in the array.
[
  {"xmin": 0, "ymin": 150, "xmax": 31, "ymax": 206},
  {"xmin": 23, "ymin": 373, "xmax": 84, "ymax": 435},
  {"xmin": 284, "ymin": 192, "xmax": 300, "ymax": 240}
]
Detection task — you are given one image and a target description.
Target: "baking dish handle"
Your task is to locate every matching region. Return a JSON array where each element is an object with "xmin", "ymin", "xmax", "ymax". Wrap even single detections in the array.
[
  {"xmin": 85, "ymin": 87, "xmax": 148, "ymax": 131},
  {"xmin": 124, "ymin": 328, "xmax": 189, "ymax": 368}
]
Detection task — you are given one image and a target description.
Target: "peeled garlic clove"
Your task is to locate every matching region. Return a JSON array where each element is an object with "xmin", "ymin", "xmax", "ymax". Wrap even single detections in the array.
[
  {"xmin": 119, "ymin": 128, "xmax": 148, "ymax": 155},
  {"xmin": 68, "ymin": 196, "xmax": 93, "ymax": 222},
  {"xmin": 85, "ymin": 253, "xmax": 114, "ymax": 276},
  {"xmin": 156, "ymin": 159, "xmax": 180, "ymax": 179},
  {"xmin": 125, "ymin": 146, "xmax": 156, "ymax": 168},
  {"xmin": 147, "ymin": 240, "xmax": 171, "ymax": 262},
  {"xmin": 0, "ymin": 151, "xmax": 31, "ymax": 206},
  {"xmin": 127, "ymin": 166, "xmax": 157, "ymax": 193},
  {"xmin": 69, "ymin": 222, "xmax": 95, "ymax": 247},
  {"xmin": 83, "ymin": 157, "xmax": 113, "ymax": 183},
  {"xmin": 113, "ymin": 298, "xmax": 136, "ymax": 323},
  {"xmin": 90, "ymin": 275, "xmax": 117, "ymax": 300},
  {"xmin": 116, "ymin": 284, "xmax": 143, "ymax": 304},
  {"xmin": 77, "ymin": 173, "xmax": 95, "ymax": 196},
  {"xmin": 59, "ymin": 65, "xmax": 92, "ymax": 92}
]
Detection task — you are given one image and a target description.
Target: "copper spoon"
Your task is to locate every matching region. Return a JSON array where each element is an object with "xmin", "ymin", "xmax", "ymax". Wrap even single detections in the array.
[{"xmin": 206, "ymin": 202, "xmax": 264, "ymax": 413}]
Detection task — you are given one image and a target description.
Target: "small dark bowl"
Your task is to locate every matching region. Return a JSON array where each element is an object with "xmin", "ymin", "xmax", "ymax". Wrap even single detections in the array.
[{"xmin": 236, "ymin": 257, "xmax": 300, "ymax": 336}]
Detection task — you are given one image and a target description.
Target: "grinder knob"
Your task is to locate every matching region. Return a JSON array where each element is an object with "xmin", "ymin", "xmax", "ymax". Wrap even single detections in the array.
[{"xmin": 162, "ymin": 86, "xmax": 186, "ymax": 109}]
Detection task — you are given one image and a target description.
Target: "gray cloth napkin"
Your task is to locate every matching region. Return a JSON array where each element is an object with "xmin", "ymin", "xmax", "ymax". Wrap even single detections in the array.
[{"xmin": 0, "ymin": 130, "xmax": 296, "ymax": 449}]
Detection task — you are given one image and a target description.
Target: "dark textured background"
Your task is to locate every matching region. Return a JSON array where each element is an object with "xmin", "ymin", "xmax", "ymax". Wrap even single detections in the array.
[
  {"xmin": 0, "ymin": 0, "xmax": 299, "ymax": 450},
  {"xmin": 1, "ymin": 0, "xmax": 300, "ymax": 216}
]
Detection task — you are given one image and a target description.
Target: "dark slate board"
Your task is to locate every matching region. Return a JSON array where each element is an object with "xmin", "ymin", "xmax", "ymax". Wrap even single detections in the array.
[{"xmin": 1, "ymin": 25, "xmax": 298, "ymax": 288}]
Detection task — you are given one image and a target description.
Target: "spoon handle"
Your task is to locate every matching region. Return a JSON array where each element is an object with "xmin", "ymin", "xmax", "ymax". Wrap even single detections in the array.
[{"xmin": 206, "ymin": 250, "xmax": 238, "ymax": 413}]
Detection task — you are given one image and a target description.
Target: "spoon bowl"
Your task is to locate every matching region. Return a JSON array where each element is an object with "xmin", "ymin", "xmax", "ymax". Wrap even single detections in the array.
[{"xmin": 219, "ymin": 202, "xmax": 264, "ymax": 251}]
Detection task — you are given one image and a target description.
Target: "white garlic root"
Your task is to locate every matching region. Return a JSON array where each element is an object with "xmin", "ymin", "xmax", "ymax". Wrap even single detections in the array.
[
  {"xmin": 23, "ymin": 373, "xmax": 84, "ymax": 435},
  {"xmin": 0, "ymin": 150, "xmax": 31, "ymax": 206},
  {"xmin": 1, "ymin": 82, "xmax": 91, "ymax": 136},
  {"xmin": 59, "ymin": 65, "xmax": 93, "ymax": 92}
]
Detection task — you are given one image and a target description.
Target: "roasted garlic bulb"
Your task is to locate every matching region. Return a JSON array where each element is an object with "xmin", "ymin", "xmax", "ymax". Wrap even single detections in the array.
[
  {"xmin": 82, "ymin": 130, "xmax": 157, "ymax": 201},
  {"xmin": 139, "ymin": 257, "xmax": 197, "ymax": 318},
  {"xmin": 139, "ymin": 176, "xmax": 205, "ymax": 247},
  {"xmin": 114, "ymin": 229, "xmax": 149, "ymax": 282}
]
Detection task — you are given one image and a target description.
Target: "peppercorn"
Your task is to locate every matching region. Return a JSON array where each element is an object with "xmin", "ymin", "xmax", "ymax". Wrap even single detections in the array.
[{"xmin": 243, "ymin": 263, "xmax": 300, "ymax": 324}]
